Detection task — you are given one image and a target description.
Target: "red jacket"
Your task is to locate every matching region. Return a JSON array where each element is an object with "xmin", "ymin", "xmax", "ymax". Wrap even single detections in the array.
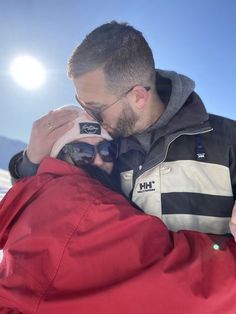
[{"xmin": 0, "ymin": 157, "xmax": 236, "ymax": 314}]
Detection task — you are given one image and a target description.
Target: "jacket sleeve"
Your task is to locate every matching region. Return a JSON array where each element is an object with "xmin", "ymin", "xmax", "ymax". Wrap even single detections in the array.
[
  {"xmin": 0, "ymin": 305, "xmax": 23, "ymax": 313},
  {"xmin": 8, "ymin": 151, "xmax": 39, "ymax": 182}
]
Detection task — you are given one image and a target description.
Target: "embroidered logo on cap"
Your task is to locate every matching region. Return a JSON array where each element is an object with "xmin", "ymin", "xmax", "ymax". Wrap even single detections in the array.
[{"xmin": 80, "ymin": 122, "xmax": 101, "ymax": 135}]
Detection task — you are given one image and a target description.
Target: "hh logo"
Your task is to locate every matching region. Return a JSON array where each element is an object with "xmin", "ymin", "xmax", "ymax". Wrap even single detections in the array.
[{"xmin": 137, "ymin": 181, "xmax": 155, "ymax": 193}]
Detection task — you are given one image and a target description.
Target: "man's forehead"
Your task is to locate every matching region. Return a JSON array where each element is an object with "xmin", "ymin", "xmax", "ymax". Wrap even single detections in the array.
[{"xmin": 73, "ymin": 68, "xmax": 107, "ymax": 97}]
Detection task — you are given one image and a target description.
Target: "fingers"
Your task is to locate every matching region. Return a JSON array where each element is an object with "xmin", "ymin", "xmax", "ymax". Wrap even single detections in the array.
[
  {"xmin": 229, "ymin": 221, "xmax": 236, "ymax": 242},
  {"xmin": 37, "ymin": 109, "xmax": 79, "ymax": 134},
  {"xmin": 229, "ymin": 201, "xmax": 236, "ymax": 242},
  {"xmin": 48, "ymin": 120, "xmax": 75, "ymax": 141},
  {"xmin": 231, "ymin": 202, "xmax": 236, "ymax": 224},
  {"xmin": 26, "ymin": 107, "xmax": 79, "ymax": 164}
]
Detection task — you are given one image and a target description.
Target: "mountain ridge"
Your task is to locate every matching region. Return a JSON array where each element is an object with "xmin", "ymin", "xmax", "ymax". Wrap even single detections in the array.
[{"xmin": 0, "ymin": 135, "xmax": 26, "ymax": 170}]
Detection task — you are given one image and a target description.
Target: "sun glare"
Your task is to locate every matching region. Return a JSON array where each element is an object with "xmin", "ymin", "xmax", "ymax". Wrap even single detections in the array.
[{"xmin": 10, "ymin": 55, "xmax": 46, "ymax": 90}]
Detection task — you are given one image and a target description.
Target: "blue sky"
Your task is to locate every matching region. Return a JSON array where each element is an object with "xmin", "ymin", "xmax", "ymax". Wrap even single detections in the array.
[{"xmin": 1, "ymin": 0, "xmax": 235, "ymax": 142}]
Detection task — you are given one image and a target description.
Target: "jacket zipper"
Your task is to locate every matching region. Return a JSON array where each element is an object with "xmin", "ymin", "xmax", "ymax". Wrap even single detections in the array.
[{"xmin": 137, "ymin": 127, "xmax": 213, "ymax": 177}]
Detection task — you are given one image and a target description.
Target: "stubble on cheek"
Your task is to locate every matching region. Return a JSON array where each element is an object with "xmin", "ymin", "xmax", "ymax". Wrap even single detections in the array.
[{"xmin": 115, "ymin": 103, "xmax": 138, "ymax": 138}]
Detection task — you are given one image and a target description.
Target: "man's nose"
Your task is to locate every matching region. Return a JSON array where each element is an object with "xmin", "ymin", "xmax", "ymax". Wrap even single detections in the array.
[{"xmin": 93, "ymin": 153, "xmax": 104, "ymax": 167}]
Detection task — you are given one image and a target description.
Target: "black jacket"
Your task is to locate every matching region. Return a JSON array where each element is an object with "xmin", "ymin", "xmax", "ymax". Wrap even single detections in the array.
[{"xmin": 117, "ymin": 71, "xmax": 236, "ymax": 234}]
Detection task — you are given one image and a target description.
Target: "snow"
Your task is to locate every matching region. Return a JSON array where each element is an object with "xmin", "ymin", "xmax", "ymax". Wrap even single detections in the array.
[
  {"xmin": 0, "ymin": 168, "xmax": 12, "ymax": 199},
  {"xmin": 0, "ymin": 168, "xmax": 12, "ymax": 261}
]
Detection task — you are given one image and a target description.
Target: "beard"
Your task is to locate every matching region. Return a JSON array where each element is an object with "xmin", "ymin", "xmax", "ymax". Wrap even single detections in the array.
[{"xmin": 109, "ymin": 100, "xmax": 139, "ymax": 138}]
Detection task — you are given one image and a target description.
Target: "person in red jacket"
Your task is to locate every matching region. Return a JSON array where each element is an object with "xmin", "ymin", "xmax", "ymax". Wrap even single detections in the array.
[{"xmin": 0, "ymin": 109, "xmax": 236, "ymax": 314}]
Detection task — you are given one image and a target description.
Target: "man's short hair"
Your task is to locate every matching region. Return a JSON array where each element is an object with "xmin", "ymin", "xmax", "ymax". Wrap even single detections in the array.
[{"xmin": 68, "ymin": 21, "xmax": 156, "ymax": 95}]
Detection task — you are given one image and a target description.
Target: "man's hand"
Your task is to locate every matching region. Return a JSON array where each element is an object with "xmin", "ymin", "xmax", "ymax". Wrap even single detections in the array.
[
  {"xmin": 229, "ymin": 201, "xmax": 236, "ymax": 242},
  {"xmin": 26, "ymin": 107, "xmax": 79, "ymax": 164}
]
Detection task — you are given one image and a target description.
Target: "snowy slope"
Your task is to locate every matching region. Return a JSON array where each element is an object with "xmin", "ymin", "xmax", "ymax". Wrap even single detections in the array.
[
  {"xmin": 0, "ymin": 135, "xmax": 26, "ymax": 170},
  {"xmin": 0, "ymin": 168, "xmax": 12, "ymax": 200},
  {"xmin": 0, "ymin": 168, "xmax": 12, "ymax": 261}
]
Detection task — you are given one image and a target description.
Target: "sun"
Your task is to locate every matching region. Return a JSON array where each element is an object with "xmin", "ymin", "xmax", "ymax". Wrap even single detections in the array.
[{"xmin": 10, "ymin": 55, "xmax": 46, "ymax": 90}]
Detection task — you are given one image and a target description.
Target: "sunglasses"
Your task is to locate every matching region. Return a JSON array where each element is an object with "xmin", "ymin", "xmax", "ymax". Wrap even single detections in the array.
[
  {"xmin": 61, "ymin": 140, "xmax": 118, "ymax": 166},
  {"xmin": 75, "ymin": 85, "xmax": 151, "ymax": 124}
]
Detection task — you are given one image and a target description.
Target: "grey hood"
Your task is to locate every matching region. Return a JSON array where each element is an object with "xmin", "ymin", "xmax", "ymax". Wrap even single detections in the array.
[
  {"xmin": 153, "ymin": 69, "xmax": 195, "ymax": 129},
  {"xmin": 120, "ymin": 69, "xmax": 209, "ymax": 154}
]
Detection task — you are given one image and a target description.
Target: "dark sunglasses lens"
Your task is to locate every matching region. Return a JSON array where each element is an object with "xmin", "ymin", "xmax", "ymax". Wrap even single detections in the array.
[
  {"xmin": 75, "ymin": 95, "xmax": 103, "ymax": 123},
  {"xmin": 89, "ymin": 110, "xmax": 103, "ymax": 123},
  {"xmin": 67, "ymin": 143, "xmax": 95, "ymax": 165},
  {"xmin": 62, "ymin": 141, "xmax": 117, "ymax": 165},
  {"xmin": 98, "ymin": 141, "xmax": 117, "ymax": 162}
]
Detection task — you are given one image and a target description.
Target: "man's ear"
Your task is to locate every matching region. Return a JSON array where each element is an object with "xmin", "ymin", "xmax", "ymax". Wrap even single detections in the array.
[{"xmin": 129, "ymin": 86, "xmax": 150, "ymax": 110}]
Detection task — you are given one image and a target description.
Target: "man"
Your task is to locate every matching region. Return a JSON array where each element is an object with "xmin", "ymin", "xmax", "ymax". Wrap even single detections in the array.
[{"xmin": 9, "ymin": 21, "xmax": 236, "ymax": 234}]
